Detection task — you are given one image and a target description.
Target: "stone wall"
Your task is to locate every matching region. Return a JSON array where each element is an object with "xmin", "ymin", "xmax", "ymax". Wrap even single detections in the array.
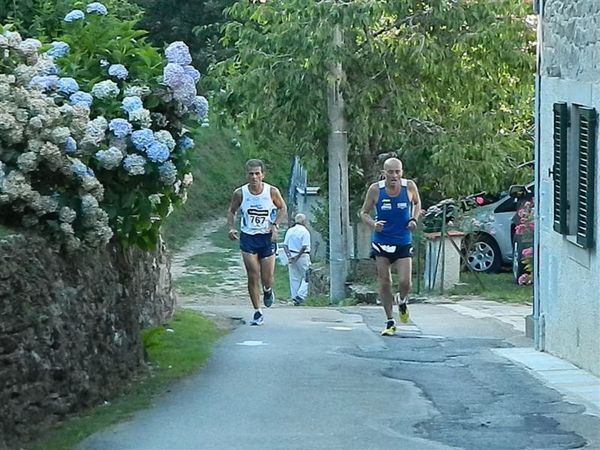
[
  {"xmin": 0, "ymin": 233, "xmax": 175, "ymax": 449},
  {"xmin": 542, "ymin": 0, "xmax": 600, "ymax": 81}
]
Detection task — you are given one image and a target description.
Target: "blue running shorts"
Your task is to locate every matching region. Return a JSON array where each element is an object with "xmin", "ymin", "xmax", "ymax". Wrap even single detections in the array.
[{"xmin": 240, "ymin": 232, "xmax": 277, "ymax": 259}]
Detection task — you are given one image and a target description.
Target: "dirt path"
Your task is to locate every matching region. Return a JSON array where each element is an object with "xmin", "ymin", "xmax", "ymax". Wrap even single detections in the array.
[{"xmin": 170, "ymin": 218, "xmax": 249, "ymax": 307}]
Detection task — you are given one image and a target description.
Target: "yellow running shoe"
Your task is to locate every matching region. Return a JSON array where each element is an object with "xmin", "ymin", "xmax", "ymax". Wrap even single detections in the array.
[
  {"xmin": 399, "ymin": 301, "xmax": 409, "ymax": 323},
  {"xmin": 381, "ymin": 320, "xmax": 396, "ymax": 336}
]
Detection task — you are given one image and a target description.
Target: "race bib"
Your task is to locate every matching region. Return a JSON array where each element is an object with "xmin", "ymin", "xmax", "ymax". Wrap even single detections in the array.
[{"xmin": 248, "ymin": 208, "xmax": 269, "ymax": 229}]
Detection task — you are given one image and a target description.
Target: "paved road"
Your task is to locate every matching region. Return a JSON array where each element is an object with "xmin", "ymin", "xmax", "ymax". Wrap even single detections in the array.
[{"xmin": 78, "ymin": 301, "xmax": 600, "ymax": 450}]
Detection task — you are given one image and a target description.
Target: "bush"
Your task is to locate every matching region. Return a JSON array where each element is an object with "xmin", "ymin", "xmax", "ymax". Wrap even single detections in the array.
[
  {"xmin": 515, "ymin": 199, "xmax": 534, "ymax": 285},
  {"xmin": 0, "ymin": 3, "xmax": 210, "ymax": 251}
]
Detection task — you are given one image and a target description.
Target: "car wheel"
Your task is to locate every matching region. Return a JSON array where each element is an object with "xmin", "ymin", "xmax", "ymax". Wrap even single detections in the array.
[
  {"xmin": 465, "ymin": 234, "xmax": 502, "ymax": 273},
  {"xmin": 512, "ymin": 240, "xmax": 525, "ymax": 283}
]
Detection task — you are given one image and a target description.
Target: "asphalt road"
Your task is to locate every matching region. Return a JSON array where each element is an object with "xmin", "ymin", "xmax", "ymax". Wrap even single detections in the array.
[{"xmin": 77, "ymin": 303, "xmax": 600, "ymax": 450}]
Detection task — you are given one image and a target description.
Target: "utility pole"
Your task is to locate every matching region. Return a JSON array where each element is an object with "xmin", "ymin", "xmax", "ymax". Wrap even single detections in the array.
[{"xmin": 327, "ymin": 25, "xmax": 350, "ymax": 302}]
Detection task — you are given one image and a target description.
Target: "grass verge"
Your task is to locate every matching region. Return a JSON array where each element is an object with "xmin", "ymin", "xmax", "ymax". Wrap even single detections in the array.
[
  {"xmin": 161, "ymin": 123, "xmax": 248, "ymax": 251},
  {"xmin": 447, "ymin": 272, "xmax": 533, "ymax": 303},
  {"xmin": 28, "ymin": 310, "xmax": 224, "ymax": 450}
]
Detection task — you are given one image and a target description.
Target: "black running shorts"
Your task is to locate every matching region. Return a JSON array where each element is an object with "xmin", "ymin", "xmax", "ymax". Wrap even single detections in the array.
[{"xmin": 370, "ymin": 242, "xmax": 414, "ymax": 264}]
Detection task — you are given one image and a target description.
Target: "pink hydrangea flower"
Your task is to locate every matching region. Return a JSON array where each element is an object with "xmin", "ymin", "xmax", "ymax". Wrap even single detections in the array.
[
  {"xmin": 518, "ymin": 273, "xmax": 530, "ymax": 285},
  {"xmin": 522, "ymin": 247, "xmax": 533, "ymax": 258}
]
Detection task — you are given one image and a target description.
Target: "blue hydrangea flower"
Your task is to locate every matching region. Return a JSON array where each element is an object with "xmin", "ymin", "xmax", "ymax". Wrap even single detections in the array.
[
  {"xmin": 29, "ymin": 75, "xmax": 59, "ymax": 91},
  {"xmin": 86, "ymin": 2, "xmax": 108, "ymax": 15},
  {"xmin": 131, "ymin": 128, "xmax": 155, "ymax": 151},
  {"xmin": 108, "ymin": 118, "xmax": 133, "ymax": 138},
  {"xmin": 99, "ymin": 59, "xmax": 110, "ymax": 67},
  {"xmin": 179, "ymin": 135, "xmax": 195, "ymax": 150},
  {"xmin": 57, "ymin": 77, "xmax": 80, "ymax": 95},
  {"xmin": 145, "ymin": 141, "xmax": 170, "ymax": 163},
  {"xmin": 123, "ymin": 154, "xmax": 146, "ymax": 175},
  {"xmin": 71, "ymin": 159, "xmax": 94, "ymax": 178},
  {"xmin": 108, "ymin": 64, "xmax": 128, "ymax": 80},
  {"xmin": 159, "ymin": 161, "xmax": 177, "ymax": 185},
  {"xmin": 162, "ymin": 63, "xmax": 186, "ymax": 89},
  {"xmin": 193, "ymin": 96, "xmax": 209, "ymax": 121},
  {"xmin": 64, "ymin": 10, "xmax": 85, "ymax": 22},
  {"xmin": 69, "ymin": 91, "xmax": 94, "ymax": 108},
  {"xmin": 81, "ymin": 194, "xmax": 99, "ymax": 211},
  {"xmin": 121, "ymin": 96, "xmax": 143, "ymax": 113},
  {"xmin": 64, "ymin": 137, "xmax": 77, "ymax": 154},
  {"xmin": 95, "ymin": 147, "xmax": 123, "ymax": 170},
  {"xmin": 43, "ymin": 64, "xmax": 60, "ymax": 75},
  {"xmin": 46, "ymin": 41, "xmax": 70, "ymax": 58},
  {"xmin": 175, "ymin": 77, "xmax": 197, "ymax": 106},
  {"xmin": 183, "ymin": 65, "xmax": 201, "ymax": 83},
  {"xmin": 165, "ymin": 41, "xmax": 192, "ymax": 65}
]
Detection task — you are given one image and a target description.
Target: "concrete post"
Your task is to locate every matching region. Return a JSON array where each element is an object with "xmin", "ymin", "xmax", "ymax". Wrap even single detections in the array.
[{"xmin": 327, "ymin": 25, "xmax": 350, "ymax": 302}]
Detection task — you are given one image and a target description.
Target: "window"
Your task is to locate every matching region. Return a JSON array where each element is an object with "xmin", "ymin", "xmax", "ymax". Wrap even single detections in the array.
[{"xmin": 552, "ymin": 102, "xmax": 597, "ymax": 249}]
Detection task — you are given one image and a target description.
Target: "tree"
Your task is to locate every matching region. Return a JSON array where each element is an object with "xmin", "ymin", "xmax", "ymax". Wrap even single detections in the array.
[
  {"xmin": 133, "ymin": 0, "xmax": 237, "ymax": 73},
  {"xmin": 215, "ymin": 0, "xmax": 535, "ymax": 203}
]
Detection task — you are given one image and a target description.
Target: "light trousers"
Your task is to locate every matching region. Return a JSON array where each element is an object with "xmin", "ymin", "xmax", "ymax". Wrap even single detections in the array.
[{"xmin": 288, "ymin": 254, "xmax": 311, "ymax": 300}]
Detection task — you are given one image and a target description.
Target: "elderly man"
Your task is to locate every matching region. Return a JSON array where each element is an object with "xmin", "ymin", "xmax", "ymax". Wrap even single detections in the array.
[
  {"xmin": 359, "ymin": 157, "xmax": 421, "ymax": 336},
  {"xmin": 283, "ymin": 213, "xmax": 311, "ymax": 305}
]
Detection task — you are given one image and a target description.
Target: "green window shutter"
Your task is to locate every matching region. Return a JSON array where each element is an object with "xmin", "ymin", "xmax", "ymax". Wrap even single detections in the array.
[
  {"xmin": 576, "ymin": 106, "xmax": 597, "ymax": 248},
  {"xmin": 553, "ymin": 102, "xmax": 569, "ymax": 234}
]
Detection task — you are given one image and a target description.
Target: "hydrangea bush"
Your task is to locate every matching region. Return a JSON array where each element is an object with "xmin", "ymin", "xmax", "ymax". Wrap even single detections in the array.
[
  {"xmin": 0, "ymin": 28, "xmax": 111, "ymax": 250},
  {"xmin": 515, "ymin": 199, "xmax": 534, "ymax": 285},
  {"xmin": 0, "ymin": 4, "xmax": 209, "ymax": 250}
]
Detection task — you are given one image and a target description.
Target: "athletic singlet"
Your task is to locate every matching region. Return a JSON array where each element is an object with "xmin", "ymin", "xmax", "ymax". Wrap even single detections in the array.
[
  {"xmin": 373, "ymin": 179, "xmax": 412, "ymax": 245},
  {"xmin": 240, "ymin": 183, "xmax": 277, "ymax": 235}
]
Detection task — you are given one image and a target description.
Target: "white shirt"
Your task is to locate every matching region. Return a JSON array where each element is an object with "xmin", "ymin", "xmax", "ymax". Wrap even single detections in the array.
[
  {"xmin": 240, "ymin": 182, "xmax": 276, "ymax": 235},
  {"xmin": 283, "ymin": 224, "xmax": 311, "ymax": 254}
]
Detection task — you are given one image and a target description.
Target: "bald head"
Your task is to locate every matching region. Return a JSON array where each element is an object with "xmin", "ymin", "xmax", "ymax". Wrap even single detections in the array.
[
  {"xmin": 381, "ymin": 157, "xmax": 404, "ymax": 188},
  {"xmin": 383, "ymin": 157, "xmax": 403, "ymax": 171},
  {"xmin": 294, "ymin": 213, "xmax": 306, "ymax": 225}
]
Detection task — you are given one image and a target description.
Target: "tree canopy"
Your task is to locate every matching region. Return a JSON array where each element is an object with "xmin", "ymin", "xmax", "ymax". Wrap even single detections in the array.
[{"xmin": 216, "ymin": 0, "xmax": 535, "ymax": 202}]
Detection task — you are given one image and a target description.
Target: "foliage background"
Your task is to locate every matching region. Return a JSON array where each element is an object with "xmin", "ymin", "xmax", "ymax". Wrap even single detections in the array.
[{"xmin": 215, "ymin": 0, "xmax": 536, "ymax": 208}]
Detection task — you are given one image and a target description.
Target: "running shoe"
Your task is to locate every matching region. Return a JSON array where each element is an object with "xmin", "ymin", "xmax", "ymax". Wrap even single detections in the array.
[
  {"xmin": 398, "ymin": 301, "xmax": 409, "ymax": 323},
  {"xmin": 263, "ymin": 288, "xmax": 274, "ymax": 308},
  {"xmin": 250, "ymin": 311, "xmax": 264, "ymax": 326},
  {"xmin": 381, "ymin": 320, "xmax": 396, "ymax": 336}
]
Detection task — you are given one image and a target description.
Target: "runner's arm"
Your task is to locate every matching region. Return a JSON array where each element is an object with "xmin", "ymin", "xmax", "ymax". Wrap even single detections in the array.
[
  {"xmin": 408, "ymin": 180, "xmax": 422, "ymax": 222},
  {"xmin": 359, "ymin": 184, "xmax": 380, "ymax": 229},
  {"xmin": 270, "ymin": 186, "xmax": 287, "ymax": 228}
]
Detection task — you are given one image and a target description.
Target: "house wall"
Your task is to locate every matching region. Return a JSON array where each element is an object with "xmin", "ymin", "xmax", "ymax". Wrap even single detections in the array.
[{"xmin": 538, "ymin": 0, "xmax": 600, "ymax": 376}]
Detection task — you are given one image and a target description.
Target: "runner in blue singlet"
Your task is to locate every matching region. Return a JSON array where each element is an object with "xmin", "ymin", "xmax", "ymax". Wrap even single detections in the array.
[{"xmin": 360, "ymin": 157, "xmax": 422, "ymax": 336}]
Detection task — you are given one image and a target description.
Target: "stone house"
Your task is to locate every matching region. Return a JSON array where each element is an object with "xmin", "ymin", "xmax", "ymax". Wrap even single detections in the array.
[{"xmin": 534, "ymin": 0, "xmax": 600, "ymax": 376}]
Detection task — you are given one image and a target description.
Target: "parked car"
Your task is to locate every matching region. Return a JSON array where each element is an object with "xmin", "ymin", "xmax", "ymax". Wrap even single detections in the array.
[
  {"xmin": 461, "ymin": 192, "xmax": 519, "ymax": 273},
  {"xmin": 422, "ymin": 175, "xmax": 534, "ymax": 274},
  {"xmin": 458, "ymin": 181, "xmax": 534, "ymax": 274}
]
